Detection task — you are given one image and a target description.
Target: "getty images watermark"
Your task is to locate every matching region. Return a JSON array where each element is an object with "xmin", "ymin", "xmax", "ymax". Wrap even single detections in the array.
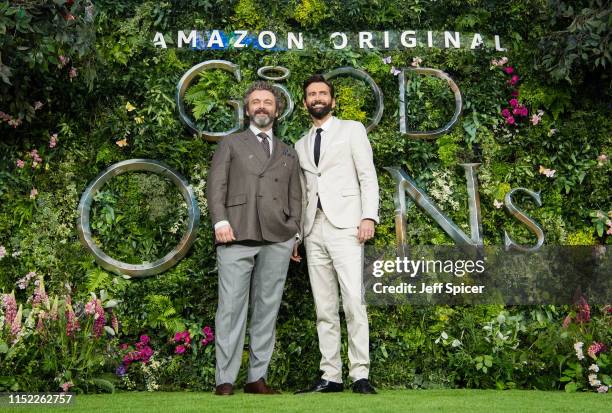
[{"xmin": 363, "ymin": 245, "xmax": 611, "ymax": 306}]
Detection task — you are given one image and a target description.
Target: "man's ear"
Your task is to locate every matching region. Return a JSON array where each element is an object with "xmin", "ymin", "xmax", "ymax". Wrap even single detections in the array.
[
  {"xmin": 331, "ymin": 98, "xmax": 336, "ymax": 109},
  {"xmin": 303, "ymin": 99, "xmax": 308, "ymax": 110}
]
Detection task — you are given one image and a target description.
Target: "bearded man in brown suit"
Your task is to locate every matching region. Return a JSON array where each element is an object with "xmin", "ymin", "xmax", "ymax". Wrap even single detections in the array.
[{"xmin": 206, "ymin": 81, "xmax": 302, "ymax": 395}]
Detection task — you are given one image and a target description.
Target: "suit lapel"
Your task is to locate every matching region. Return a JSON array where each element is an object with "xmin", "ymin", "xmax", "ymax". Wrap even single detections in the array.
[
  {"xmin": 298, "ymin": 132, "xmax": 317, "ymax": 173},
  {"xmin": 266, "ymin": 136, "xmax": 284, "ymax": 170},
  {"xmin": 317, "ymin": 117, "xmax": 337, "ymax": 170},
  {"xmin": 240, "ymin": 129, "xmax": 268, "ymax": 170}
]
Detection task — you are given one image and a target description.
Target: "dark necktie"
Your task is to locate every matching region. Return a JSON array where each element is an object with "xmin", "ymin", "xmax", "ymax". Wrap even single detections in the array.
[
  {"xmin": 257, "ymin": 132, "xmax": 270, "ymax": 158},
  {"xmin": 313, "ymin": 128, "xmax": 323, "ymax": 166},
  {"xmin": 313, "ymin": 128, "xmax": 323, "ymax": 209}
]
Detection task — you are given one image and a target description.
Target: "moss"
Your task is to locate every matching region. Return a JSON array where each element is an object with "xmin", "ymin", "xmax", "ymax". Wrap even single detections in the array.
[
  {"xmin": 293, "ymin": 0, "xmax": 328, "ymax": 27},
  {"xmin": 565, "ymin": 229, "xmax": 597, "ymax": 245}
]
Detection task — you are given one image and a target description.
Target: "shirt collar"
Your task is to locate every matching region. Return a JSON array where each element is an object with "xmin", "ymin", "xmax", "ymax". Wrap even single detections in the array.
[
  {"xmin": 311, "ymin": 116, "xmax": 334, "ymax": 137},
  {"xmin": 250, "ymin": 124, "xmax": 273, "ymax": 140}
]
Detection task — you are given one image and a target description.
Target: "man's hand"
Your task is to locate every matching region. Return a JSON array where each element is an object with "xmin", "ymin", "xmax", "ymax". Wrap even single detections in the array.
[
  {"xmin": 290, "ymin": 243, "xmax": 302, "ymax": 262},
  {"xmin": 357, "ymin": 219, "xmax": 375, "ymax": 243},
  {"xmin": 215, "ymin": 224, "xmax": 236, "ymax": 243}
]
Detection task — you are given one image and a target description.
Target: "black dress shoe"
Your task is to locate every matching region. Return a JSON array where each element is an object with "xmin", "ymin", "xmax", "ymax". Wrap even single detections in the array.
[
  {"xmin": 352, "ymin": 378, "xmax": 377, "ymax": 394},
  {"xmin": 294, "ymin": 378, "xmax": 344, "ymax": 394}
]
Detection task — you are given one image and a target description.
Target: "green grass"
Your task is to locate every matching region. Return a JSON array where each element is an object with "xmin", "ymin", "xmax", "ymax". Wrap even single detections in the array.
[{"xmin": 9, "ymin": 390, "xmax": 609, "ymax": 413}]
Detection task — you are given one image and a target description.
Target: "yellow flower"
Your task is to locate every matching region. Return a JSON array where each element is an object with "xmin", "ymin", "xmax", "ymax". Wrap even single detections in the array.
[
  {"xmin": 125, "ymin": 102, "xmax": 136, "ymax": 112},
  {"xmin": 135, "ymin": 116, "xmax": 144, "ymax": 124},
  {"xmin": 116, "ymin": 138, "xmax": 128, "ymax": 147}
]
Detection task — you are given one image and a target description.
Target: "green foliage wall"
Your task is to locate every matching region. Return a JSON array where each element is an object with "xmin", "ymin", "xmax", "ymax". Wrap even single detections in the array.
[{"xmin": 0, "ymin": 0, "xmax": 610, "ymax": 392}]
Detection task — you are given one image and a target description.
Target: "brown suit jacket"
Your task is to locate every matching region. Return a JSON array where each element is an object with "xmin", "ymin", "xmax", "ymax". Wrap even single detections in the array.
[{"xmin": 206, "ymin": 128, "xmax": 302, "ymax": 243}]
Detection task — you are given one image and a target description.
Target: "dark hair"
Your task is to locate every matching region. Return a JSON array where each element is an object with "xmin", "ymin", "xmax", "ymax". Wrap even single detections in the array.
[
  {"xmin": 243, "ymin": 80, "xmax": 284, "ymax": 113},
  {"xmin": 302, "ymin": 74, "xmax": 335, "ymax": 101}
]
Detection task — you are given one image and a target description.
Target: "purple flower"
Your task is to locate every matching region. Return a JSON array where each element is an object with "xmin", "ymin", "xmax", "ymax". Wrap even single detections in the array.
[
  {"xmin": 501, "ymin": 108, "xmax": 511, "ymax": 118},
  {"xmin": 139, "ymin": 334, "xmax": 150, "ymax": 345},
  {"xmin": 506, "ymin": 116, "xmax": 515, "ymax": 125},
  {"xmin": 116, "ymin": 364, "xmax": 127, "ymax": 377},
  {"xmin": 509, "ymin": 98, "xmax": 518, "ymax": 108}
]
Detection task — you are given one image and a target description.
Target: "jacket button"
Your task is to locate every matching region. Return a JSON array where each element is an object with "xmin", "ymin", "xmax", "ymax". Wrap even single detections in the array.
[
  {"xmin": 274, "ymin": 178, "xmax": 278, "ymax": 182},
  {"xmin": 259, "ymin": 174, "xmax": 264, "ymax": 178},
  {"xmin": 273, "ymin": 197, "xmax": 277, "ymax": 200},
  {"xmin": 318, "ymin": 173, "xmax": 321, "ymax": 177}
]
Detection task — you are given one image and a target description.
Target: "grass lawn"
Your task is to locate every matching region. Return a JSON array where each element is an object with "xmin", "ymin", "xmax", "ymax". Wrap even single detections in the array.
[{"xmin": 10, "ymin": 390, "xmax": 609, "ymax": 413}]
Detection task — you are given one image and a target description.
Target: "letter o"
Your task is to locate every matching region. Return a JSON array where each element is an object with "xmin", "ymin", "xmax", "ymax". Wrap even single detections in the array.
[
  {"xmin": 323, "ymin": 67, "xmax": 384, "ymax": 133},
  {"xmin": 76, "ymin": 159, "xmax": 200, "ymax": 277}
]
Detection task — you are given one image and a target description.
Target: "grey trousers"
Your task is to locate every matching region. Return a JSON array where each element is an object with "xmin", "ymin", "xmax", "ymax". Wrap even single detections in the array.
[{"xmin": 215, "ymin": 237, "xmax": 294, "ymax": 385}]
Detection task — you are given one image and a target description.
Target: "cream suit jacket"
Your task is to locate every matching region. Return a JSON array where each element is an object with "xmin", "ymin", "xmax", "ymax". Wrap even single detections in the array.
[{"xmin": 295, "ymin": 117, "xmax": 379, "ymax": 237}]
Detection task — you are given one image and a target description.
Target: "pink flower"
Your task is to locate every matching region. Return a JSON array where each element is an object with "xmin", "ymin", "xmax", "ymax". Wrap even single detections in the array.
[
  {"xmin": 576, "ymin": 296, "xmax": 590, "ymax": 323},
  {"xmin": 119, "ymin": 343, "xmax": 129, "ymax": 350},
  {"xmin": 597, "ymin": 385, "xmax": 608, "ymax": 393},
  {"xmin": 520, "ymin": 107, "xmax": 528, "ymax": 117},
  {"xmin": 175, "ymin": 345, "xmax": 186, "ymax": 354},
  {"xmin": 504, "ymin": 67, "xmax": 514, "ymax": 74},
  {"xmin": 93, "ymin": 299, "xmax": 106, "ymax": 338},
  {"xmin": 65, "ymin": 302, "xmax": 79, "ymax": 336},
  {"xmin": 58, "ymin": 55, "xmax": 69, "ymax": 68},
  {"xmin": 511, "ymin": 90, "xmax": 519, "ymax": 97},
  {"xmin": 60, "ymin": 382, "xmax": 73, "ymax": 392},
  {"xmin": 84, "ymin": 299, "xmax": 95, "ymax": 315},
  {"xmin": 531, "ymin": 114, "xmax": 541, "ymax": 125},
  {"xmin": 30, "ymin": 149, "xmax": 42, "ymax": 163},
  {"xmin": 30, "ymin": 188, "xmax": 38, "ymax": 199},
  {"xmin": 174, "ymin": 331, "xmax": 182, "ymax": 342},
  {"xmin": 34, "ymin": 101, "xmax": 43, "ymax": 111},
  {"xmin": 411, "ymin": 56, "xmax": 423, "ymax": 67},
  {"xmin": 505, "ymin": 116, "xmax": 515, "ymax": 125},
  {"xmin": 16, "ymin": 159, "xmax": 24, "ymax": 168},
  {"xmin": 139, "ymin": 334, "xmax": 150, "ymax": 345},
  {"xmin": 509, "ymin": 75, "xmax": 520, "ymax": 86},
  {"xmin": 587, "ymin": 342, "xmax": 607, "ymax": 359},
  {"xmin": 49, "ymin": 134, "xmax": 58, "ymax": 148},
  {"xmin": 69, "ymin": 67, "xmax": 78, "ymax": 79},
  {"xmin": 501, "ymin": 108, "xmax": 511, "ymax": 118},
  {"xmin": 17, "ymin": 271, "xmax": 36, "ymax": 290},
  {"xmin": 513, "ymin": 107, "xmax": 521, "ymax": 116},
  {"xmin": 0, "ymin": 245, "xmax": 6, "ymax": 259},
  {"xmin": 509, "ymin": 99, "xmax": 518, "ymax": 108},
  {"xmin": 562, "ymin": 315, "xmax": 572, "ymax": 328},
  {"xmin": 1, "ymin": 292, "xmax": 17, "ymax": 326},
  {"xmin": 597, "ymin": 154, "xmax": 608, "ymax": 166},
  {"xmin": 111, "ymin": 311, "xmax": 119, "ymax": 333}
]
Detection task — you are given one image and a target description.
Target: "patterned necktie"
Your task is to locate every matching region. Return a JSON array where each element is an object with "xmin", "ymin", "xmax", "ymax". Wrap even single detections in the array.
[
  {"xmin": 313, "ymin": 128, "xmax": 323, "ymax": 166},
  {"xmin": 257, "ymin": 132, "xmax": 270, "ymax": 158}
]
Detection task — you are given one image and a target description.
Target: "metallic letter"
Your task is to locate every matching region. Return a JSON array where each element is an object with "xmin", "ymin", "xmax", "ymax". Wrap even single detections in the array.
[
  {"xmin": 77, "ymin": 159, "xmax": 200, "ymax": 277},
  {"xmin": 385, "ymin": 164, "xmax": 483, "ymax": 247},
  {"xmin": 503, "ymin": 188, "xmax": 545, "ymax": 252},
  {"xmin": 399, "ymin": 67, "xmax": 462, "ymax": 139},
  {"xmin": 324, "ymin": 67, "xmax": 384, "ymax": 133},
  {"xmin": 176, "ymin": 60, "xmax": 243, "ymax": 142}
]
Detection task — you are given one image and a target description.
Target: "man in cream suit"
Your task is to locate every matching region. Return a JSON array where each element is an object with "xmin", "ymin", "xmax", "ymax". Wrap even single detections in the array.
[
  {"xmin": 207, "ymin": 81, "xmax": 302, "ymax": 395},
  {"xmin": 293, "ymin": 74, "xmax": 379, "ymax": 394}
]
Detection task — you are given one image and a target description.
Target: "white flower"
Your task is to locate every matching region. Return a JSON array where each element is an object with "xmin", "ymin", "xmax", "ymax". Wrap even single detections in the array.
[
  {"xmin": 0, "ymin": 245, "xmax": 6, "ymax": 260},
  {"xmin": 588, "ymin": 373, "xmax": 601, "ymax": 387},
  {"xmin": 597, "ymin": 385, "xmax": 608, "ymax": 393},
  {"xmin": 574, "ymin": 342, "xmax": 585, "ymax": 360},
  {"xmin": 494, "ymin": 199, "xmax": 503, "ymax": 209},
  {"xmin": 451, "ymin": 339, "xmax": 462, "ymax": 348},
  {"xmin": 589, "ymin": 364, "xmax": 600, "ymax": 372}
]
